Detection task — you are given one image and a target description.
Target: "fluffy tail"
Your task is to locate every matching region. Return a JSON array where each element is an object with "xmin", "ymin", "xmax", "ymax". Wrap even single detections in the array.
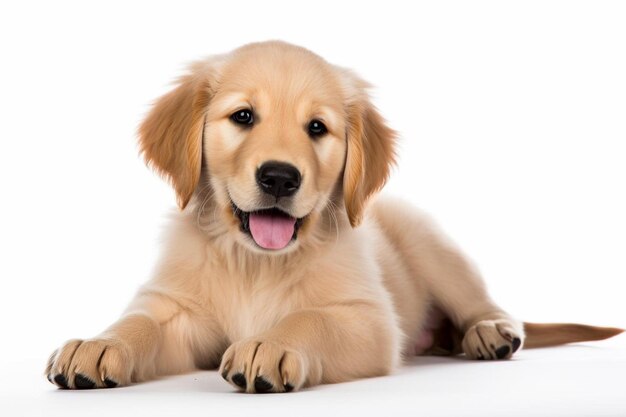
[{"xmin": 523, "ymin": 322, "xmax": 624, "ymax": 348}]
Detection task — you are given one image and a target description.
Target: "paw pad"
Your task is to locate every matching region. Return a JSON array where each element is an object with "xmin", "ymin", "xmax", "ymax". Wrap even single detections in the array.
[
  {"xmin": 512, "ymin": 337, "xmax": 521, "ymax": 353},
  {"xmin": 254, "ymin": 376, "xmax": 274, "ymax": 393},
  {"xmin": 53, "ymin": 374, "xmax": 69, "ymax": 389},
  {"xmin": 74, "ymin": 374, "xmax": 96, "ymax": 389},
  {"xmin": 495, "ymin": 345, "xmax": 510, "ymax": 359},
  {"xmin": 231, "ymin": 373, "xmax": 247, "ymax": 389}
]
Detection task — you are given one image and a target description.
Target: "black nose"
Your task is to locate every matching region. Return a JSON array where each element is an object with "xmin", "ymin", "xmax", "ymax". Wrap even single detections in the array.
[{"xmin": 256, "ymin": 161, "xmax": 301, "ymax": 198}]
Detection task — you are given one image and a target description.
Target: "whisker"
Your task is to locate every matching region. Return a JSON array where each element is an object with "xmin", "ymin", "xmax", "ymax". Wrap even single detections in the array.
[
  {"xmin": 195, "ymin": 183, "xmax": 216, "ymax": 230},
  {"xmin": 326, "ymin": 200, "xmax": 341, "ymax": 248}
]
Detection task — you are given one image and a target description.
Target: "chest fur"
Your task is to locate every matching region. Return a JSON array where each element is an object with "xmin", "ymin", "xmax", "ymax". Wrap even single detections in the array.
[{"xmin": 205, "ymin": 267, "xmax": 306, "ymax": 342}]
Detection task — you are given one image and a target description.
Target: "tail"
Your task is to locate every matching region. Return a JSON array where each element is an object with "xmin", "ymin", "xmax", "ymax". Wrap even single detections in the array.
[{"xmin": 523, "ymin": 322, "xmax": 624, "ymax": 349}]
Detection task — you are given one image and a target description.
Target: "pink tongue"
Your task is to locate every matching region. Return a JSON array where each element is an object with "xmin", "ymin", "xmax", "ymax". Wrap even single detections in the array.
[{"xmin": 249, "ymin": 212, "xmax": 296, "ymax": 250}]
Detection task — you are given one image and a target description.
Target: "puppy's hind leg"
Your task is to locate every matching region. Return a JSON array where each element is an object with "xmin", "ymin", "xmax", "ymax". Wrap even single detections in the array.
[
  {"xmin": 414, "ymin": 223, "xmax": 524, "ymax": 360},
  {"xmin": 372, "ymin": 200, "xmax": 523, "ymax": 360}
]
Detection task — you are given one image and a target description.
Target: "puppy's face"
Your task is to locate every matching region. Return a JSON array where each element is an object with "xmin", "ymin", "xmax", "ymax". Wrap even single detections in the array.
[
  {"xmin": 204, "ymin": 48, "xmax": 347, "ymax": 252},
  {"xmin": 139, "ymin": 42, "xmax": 395, "ymax": 254}
]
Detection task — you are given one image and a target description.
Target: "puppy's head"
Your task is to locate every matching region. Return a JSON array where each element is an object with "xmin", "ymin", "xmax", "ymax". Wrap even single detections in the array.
[{"xmin": 139, "ymin": 41, "xmax": 395, "ymax": 254}]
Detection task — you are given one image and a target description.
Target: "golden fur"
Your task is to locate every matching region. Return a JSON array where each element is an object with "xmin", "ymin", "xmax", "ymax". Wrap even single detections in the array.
[{"xmin": 46, "ymin": 41, "xmax": 623, "ymax": 392}]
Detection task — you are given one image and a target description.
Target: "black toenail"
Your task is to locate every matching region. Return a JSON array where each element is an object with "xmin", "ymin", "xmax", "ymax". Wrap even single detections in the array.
[
  {"xmin": 512, "ymin": 337, "xmax": 521, "ymax": 353},
  {"xmin": 495, "ymin": 345, "xmax": 511, "ymax": 359},
  {"xmin": 254, "ymin": 376, "xmax": 274, "ymax": 393},
  {"xmin": 75, "ymin": 374, "xmax": 96, "ymax": 389},
  {"xmin": 104, "ymin": 378, "xmax": 118, "ymax": 388},
  {"xmin": 221, "ymin": 370, "xmax": 229, "ymax": 381},
  {"xmin": 54, "ymin": 374, "xmax": 69, "ymax": 389},
  {"xmin": 231, "ymin": 373, "xmax": 246, "ymax": 389},
  {"xmin": 284, "ymin": 383, "xmax": 294, "ymax": 392}
]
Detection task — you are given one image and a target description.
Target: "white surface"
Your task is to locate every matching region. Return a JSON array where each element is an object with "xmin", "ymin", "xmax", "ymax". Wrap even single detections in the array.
[
  {"xmin": 1, "ymin": 0, "xmax": 625, "ymax": 416},
  {"xmin": 3, "ymin": 338, "xmax": 626, "ymax": 417}
]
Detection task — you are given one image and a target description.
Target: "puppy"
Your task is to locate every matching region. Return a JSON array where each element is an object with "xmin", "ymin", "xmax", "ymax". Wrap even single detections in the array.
[{"xmin": 46, "ymin": 41, "xmax": 623, "ymax": 393}]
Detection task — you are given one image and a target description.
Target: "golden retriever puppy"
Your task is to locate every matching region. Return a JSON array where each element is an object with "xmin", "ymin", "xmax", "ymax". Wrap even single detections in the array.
[{"xmin": 46, "ymin": 41, "xmax": 622, "ymax": 393}]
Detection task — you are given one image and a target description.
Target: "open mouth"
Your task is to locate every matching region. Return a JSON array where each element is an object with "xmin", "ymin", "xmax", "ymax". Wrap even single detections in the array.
[{"xmin": 232, "ymin": 203, "xmax": 305, "ymax": 250}]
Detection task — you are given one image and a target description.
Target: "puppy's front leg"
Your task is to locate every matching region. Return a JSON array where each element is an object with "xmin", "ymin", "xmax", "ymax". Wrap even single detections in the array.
[
  {"xmin": 219, "ymin": 302, "xmax": 399, "ymax": 393},
  {"xmin": 46, "ymin": 290, "xmax": 223, "ymax": 389},
  {"xmin": 46, "ymin": 311, "xmax": 160, "ymax": 389}
]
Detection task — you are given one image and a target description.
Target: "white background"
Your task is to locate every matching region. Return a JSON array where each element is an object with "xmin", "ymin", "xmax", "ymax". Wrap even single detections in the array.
[{"xmin": 0, "ymin": 1, "xmax": 625, "ymax": 416}]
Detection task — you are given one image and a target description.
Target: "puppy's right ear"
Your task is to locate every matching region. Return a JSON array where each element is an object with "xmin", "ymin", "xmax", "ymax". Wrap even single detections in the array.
[{"xmin": 138, "ymin": 60, "xmax": 219, "ymax": 209}]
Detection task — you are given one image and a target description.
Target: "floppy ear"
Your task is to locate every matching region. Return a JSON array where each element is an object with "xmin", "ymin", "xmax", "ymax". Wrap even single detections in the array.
[
  {"xmin": 342, "ymin": 74, "xmax": 397, "ymax": 227},
  {"xmin": 138, "ymin": 63, "xmax": 216, "ymax": 209}
]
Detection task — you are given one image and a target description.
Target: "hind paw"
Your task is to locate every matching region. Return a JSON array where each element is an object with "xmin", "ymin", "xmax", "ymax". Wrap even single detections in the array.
[{"xmin": 462, "ymin": 319, "xmax": 524, "ymax": 360}]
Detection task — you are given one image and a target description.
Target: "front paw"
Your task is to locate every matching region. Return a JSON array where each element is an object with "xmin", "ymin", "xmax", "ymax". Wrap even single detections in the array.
[
  {"xmin": 219, "ymin": 339, "xmax": 306, "ymax": 393},
  {"xmin": 462, "ymin": 319, "xmax": 524, "ymax": 360},
  {"xmin": 45, "ymin": 338, "xmax": 132, "ymax": 389}
]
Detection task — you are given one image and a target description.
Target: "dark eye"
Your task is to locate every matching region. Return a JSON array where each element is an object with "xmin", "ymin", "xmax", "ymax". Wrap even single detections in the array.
[
  {"xmin": 307, "ymin": 119, "xmax": 328, "ymax": 137},
  {"xmin": 231, "ymin": 109, "xmax": 254, "ymax": 126}
]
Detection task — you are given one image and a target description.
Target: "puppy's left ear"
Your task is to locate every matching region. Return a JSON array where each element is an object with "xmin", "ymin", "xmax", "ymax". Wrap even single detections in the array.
[
  {"xmin": 138, "ymin": 60, "xmax": 218, "ymax": 209},
  {"xmin": 342, "ymin": 72, "xmax": 397, "ymax": 227}
]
